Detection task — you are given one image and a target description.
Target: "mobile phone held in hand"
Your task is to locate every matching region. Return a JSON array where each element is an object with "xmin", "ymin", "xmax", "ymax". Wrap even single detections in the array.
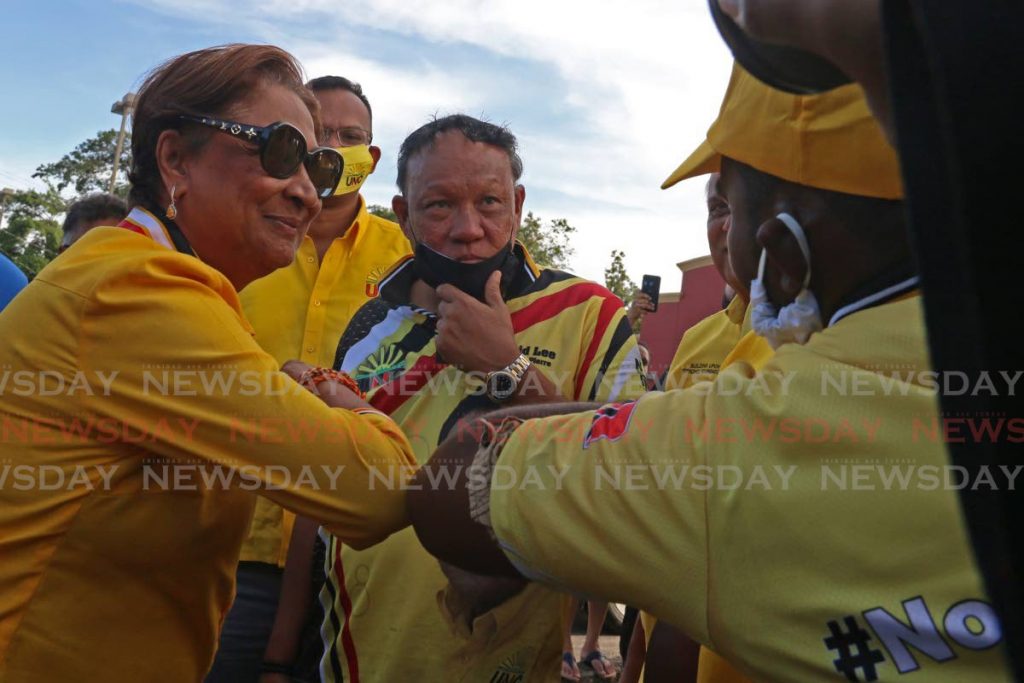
[{"xmin": 641, "ymin": 274, "xmax": 661, "ymax": 312}]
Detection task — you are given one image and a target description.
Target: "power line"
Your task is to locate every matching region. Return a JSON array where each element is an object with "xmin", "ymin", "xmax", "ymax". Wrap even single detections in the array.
[{"xmin": 0, "ymin": 169, "xmax": 36, "ymax": 188}]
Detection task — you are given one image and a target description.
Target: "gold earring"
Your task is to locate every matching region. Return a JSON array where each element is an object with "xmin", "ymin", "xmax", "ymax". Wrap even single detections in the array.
[{"xmin": 166, "ymin": 184, "xmax": 177, "ymax": 220}]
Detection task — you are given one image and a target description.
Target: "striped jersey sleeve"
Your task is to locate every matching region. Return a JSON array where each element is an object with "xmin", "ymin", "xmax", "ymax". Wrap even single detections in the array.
[{"xmin": 509, "ymin": 272, "xmax": 646, "ymax": 403}]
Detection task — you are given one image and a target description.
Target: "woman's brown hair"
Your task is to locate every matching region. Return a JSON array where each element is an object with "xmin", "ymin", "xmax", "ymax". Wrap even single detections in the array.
[{"xmin": 128, "ymin": 43, "xmax": 320, "ymax": 209}]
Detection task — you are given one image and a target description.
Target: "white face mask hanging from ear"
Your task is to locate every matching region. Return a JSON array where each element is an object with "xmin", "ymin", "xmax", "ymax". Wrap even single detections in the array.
[{"xmin": 750, "ymin": 212, "xmax": 823, "ymax": 349}]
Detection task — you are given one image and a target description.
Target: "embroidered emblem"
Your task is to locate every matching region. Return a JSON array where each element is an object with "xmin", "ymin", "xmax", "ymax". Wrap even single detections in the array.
[
  {"xmin": 365, "ymin": 264, "xmax": 387, "ymax": 298},
  {"xmin": 583, "ymin": 401, "xmax": 639, "ymax": 449},
  {"xmin": 355, "ymin": 346, "xmax": 407, "ymax": 389}
]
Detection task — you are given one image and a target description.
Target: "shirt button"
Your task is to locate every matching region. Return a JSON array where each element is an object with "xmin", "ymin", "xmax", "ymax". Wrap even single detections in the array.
[
  {"xmin": 306, "ymin": 346, "xmax": 315, "ymax": 353},
  {"xmin": 306, "ymin": 256, "xmax": 315, "ymax": 263},
  {"xmin": 313, "ymin": 300, "xmax": 321, "ymax": 307}
]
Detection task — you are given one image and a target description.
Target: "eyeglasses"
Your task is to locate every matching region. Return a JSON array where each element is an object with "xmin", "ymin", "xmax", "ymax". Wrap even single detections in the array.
[
  {"xmin": 180, "ymin": 115, "xmax": 344, "ymax": 198},
  {"xmin": 320, "ymin": 126, "xmax": 372, "ymax": 147}
]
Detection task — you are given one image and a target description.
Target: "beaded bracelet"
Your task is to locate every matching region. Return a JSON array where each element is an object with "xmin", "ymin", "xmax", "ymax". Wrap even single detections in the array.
[
  {"xmin": 467, "ymin": 416, "xmax": 525, "ymax": 541},
  {"xmin": 297, "ymin": 366, "xmax": 366, "ymax": 400}
]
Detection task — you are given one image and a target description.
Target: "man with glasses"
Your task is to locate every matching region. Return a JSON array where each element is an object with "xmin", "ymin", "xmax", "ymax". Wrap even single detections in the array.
[{"xmin": 205, "ymin": 75, "xmax": 410, "ymax": 683}]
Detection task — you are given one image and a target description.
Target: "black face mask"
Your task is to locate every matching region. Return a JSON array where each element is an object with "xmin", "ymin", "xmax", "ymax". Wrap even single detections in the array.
[{"xmin": 412, "ymin": 241, "xmax": 520, "ymax": 302}]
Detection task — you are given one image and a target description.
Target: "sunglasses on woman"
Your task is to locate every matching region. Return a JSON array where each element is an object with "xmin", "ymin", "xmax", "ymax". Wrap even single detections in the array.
[{"xmin": 179, "ymin": 115, "xmax": 344, "ymax": 198}]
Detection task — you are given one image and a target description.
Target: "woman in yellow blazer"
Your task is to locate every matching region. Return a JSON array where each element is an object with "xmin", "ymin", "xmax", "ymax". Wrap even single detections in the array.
[{"xmin": 0, "ymin": 44, "xmax": 415, "ymax": 683}]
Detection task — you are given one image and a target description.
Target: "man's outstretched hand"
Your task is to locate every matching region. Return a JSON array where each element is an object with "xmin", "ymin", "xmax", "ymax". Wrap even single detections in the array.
[{"xmin": 407, "ymin": 401, "xmax": 600, "ymax": 577}]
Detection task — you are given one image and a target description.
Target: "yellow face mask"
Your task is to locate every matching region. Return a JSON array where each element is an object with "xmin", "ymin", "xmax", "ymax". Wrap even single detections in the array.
[{"xmin": 331, "ymin": 144, "xmax": 375, "ymax": 196}]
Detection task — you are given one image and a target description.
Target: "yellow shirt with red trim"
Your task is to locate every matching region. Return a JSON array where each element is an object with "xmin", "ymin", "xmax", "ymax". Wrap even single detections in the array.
[
  {"xmin": 318, "ymin": 243, "xmax": 647, "ymax": 683},
  {"xmin": 0, "ymin": 208, "xmax": 415, "ymax": 683},
  {"xmin": 238, "ymin": 199, "xmax": 410, "ymax": 566},
  {"xmin": 489, "ymin": 294, "xmax": 1013, "ymax": 682},
  {"xmin": 664, "ymin": 295, "xmax": 748, "ymax": 391}
]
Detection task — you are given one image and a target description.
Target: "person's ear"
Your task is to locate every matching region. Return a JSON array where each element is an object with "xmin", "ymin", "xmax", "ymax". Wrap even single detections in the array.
[
  {"xmin": 756, "ymin": 215, "xmax": 809, "ymax": 298},
  {"xmin": 393, "ymin": 194, "xmax": 413, "ymax": 243},
  {"xmin": 369, "ymin": 145, "xmax": 382, "ymax": 173},
  {"xmin": 510, "ymin": 184, "xmax": 526, "ymax": 243},
  {"xmin": 155, "ymin": 129, "xmax": 192, "ymax": 207}
]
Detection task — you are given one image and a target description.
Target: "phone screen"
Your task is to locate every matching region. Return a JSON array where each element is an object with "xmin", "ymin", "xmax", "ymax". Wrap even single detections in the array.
[{"xmin": 641, "ymin": 274, "xmax": 661, "ymax": 312}]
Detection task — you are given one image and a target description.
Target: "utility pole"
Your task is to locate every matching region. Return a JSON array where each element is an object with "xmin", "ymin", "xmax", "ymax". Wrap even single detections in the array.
[{"xmin": 109, "ymin": 92, "xmax": 136, "ymax": 193}]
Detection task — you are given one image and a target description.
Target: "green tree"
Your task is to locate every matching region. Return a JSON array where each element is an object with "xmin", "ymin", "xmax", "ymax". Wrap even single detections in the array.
[
  {"xmin": 34, "ymin": 129, "xmax": 132, "ymax": 198},
  {"xmin": 604, "ymin": 249, "xmax": 637, "ymax": 304},
  {"xmin": 0, "ymin": 189, "xmax": 64, "ymax": 278},
  {"xmin": 0, "ymin": 129, "xmax": 131, "ymax": 277},
  {"xmin": 517, "ymin": 212, "xmax": 576, "ymax": 270},
  {"xmin": 367, "ymin": 204, "xmax": 398, "ymax": 222}
]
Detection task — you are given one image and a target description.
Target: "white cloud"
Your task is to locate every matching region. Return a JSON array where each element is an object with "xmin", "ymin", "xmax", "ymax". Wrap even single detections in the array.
[
  {"xmin": 298, "ymin": 48, "xmax": 484, "ymax": 150},
  {"xmin": 121, "ymin": 0, "xmax": 735, "ymax": 288}
]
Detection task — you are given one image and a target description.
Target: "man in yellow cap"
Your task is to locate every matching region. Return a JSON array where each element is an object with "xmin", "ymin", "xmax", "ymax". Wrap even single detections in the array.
[
  {"xmin": 207, "ymin": 76, "xmax": 411, "ymax": 682},
  {"xmin": 405, "ymin": 64, "xmax": 1015, "ymax": 682}
]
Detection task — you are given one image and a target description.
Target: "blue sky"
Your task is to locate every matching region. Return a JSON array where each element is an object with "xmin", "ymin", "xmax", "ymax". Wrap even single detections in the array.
[{"xmin": 0, "ymin": 0, "xmax": 734, "ymax": 288}]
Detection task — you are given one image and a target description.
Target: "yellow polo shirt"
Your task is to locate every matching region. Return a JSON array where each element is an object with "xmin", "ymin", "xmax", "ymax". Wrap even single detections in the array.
[
  {"xmin": 664, "ymin": 296, "xmax": 746, "ymax": 391},
  {"xmin": 238, "ymin": 200, "xmax": 411, "ymax": 565},
  {"xmin": 0, "ymin": 217, "xmax": 415, "ymax": 682},
  {"xmin": 490, "ymin": 295, "xmax": 1012, "ymax": 682}
]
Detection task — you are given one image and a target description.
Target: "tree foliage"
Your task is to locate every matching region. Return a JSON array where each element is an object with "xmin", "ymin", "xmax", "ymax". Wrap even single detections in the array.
[
  {"xmin": 367, "ymin": 204, "xmax": 398, "ymax": 222},
  {"xmin": 0, "ymin": 189, "xmax": 64, "ymax": 278},
  {"xmin": 517, "ymin": 212, "xmax": 576, "ymax": 271},
  {"xmin": 34, "ymin": 129, "xmax": 132, "ymax": 198},
  {"xmin": 604, "ymin": 249, "xmax": 636, "ymax": 304},
  {"xmin": 0, "ymin": 129, "xmax": 130, "ymax": 277}
]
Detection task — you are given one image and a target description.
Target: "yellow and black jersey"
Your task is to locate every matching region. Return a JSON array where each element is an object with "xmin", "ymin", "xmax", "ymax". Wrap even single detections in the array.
[
  {"xmin": 333, "ymin": 242, "xmax": 645, "ymax": 448},
  {"xmin": 319, "ymin": 242, "xmax": 647, "ymax": 683}
]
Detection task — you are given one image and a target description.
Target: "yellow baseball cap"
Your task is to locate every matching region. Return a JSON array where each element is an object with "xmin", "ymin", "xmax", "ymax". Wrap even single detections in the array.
[{"xmin": 662, "ymin": 63, "xmax": 903, "ymax": 199}]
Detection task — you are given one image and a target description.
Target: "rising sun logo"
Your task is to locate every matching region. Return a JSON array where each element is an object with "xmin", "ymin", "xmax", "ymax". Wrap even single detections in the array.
[
  {"xmin": 355, "ymin": 346, "xmax": 407, "ymax": 389},
  {"xmin": 487, "ymin": 647, "xmax": 532, "ymax": 683},
  {"xmin": 365, "ymin": 265, "xmax": 388, "ymax": 298}
]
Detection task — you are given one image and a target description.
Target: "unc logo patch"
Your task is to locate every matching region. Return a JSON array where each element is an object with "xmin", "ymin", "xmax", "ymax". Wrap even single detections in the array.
[
  {"xmin": 583, "ymin": 401, "xmax": 638, "ymax": 449},
  {"xmin": 365, "ymin": 265, "xmax": 387, "ymax": 298},
  {"xmin": 488, "ymin": 647, "xmax": 532, "ymax": 683}
]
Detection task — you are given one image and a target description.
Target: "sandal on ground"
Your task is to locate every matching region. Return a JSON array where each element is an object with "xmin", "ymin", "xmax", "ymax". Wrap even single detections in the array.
[
  {"xmin": 561, "ymin": 651, "xmax": 582, "ymax": 682},
  {"xmin": 580, "ymin": 650, "xmax": 617, "ymax": 680}
]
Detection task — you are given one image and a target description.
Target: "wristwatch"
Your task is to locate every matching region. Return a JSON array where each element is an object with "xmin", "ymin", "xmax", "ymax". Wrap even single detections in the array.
[{"xmin": 484, "ymin": 353, "xmax": 532, "ymax": 402}]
